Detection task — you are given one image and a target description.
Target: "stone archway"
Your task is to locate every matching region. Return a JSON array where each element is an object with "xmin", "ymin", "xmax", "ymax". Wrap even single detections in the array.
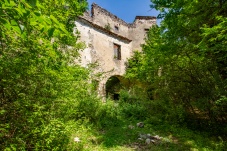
[
  {"xmin": 104, "ymin": 75, "xmax": 130, "ymax": 100},
  {"xmin": 97, "ymin": 74, "xmax": 131, "ymax": 101},
  {"xmin": 105, "ymin": 76, "xmax": 122, "ymax": 100}
]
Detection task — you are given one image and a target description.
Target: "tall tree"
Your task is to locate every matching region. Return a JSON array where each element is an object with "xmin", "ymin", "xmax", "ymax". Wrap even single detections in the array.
[
  {"xmin": 126, "ymin": 0, "xmax": 227, "ymax": 125},
  {"xmin": 0, "ymin": 0, "xmax": 93, "ymax": 150}
]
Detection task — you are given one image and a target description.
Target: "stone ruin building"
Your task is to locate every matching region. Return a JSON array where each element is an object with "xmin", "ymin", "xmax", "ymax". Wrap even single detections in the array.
[{"xmin": 74, "ymin": 3, "xmax": 156, "ymax": 99}]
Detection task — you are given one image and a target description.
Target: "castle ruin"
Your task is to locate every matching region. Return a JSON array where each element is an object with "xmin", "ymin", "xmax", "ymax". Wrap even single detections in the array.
[{"xmin": 74, "ymin": 3, "xmax": 156, "ymax": 99}]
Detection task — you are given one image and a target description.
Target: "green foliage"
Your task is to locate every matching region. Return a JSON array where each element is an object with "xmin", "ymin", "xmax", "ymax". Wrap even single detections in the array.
[
  {"xmin": 61, "ymin": 98, "xmax": 227, "ymax": 151},
  {"xmin": 126, "ymin": 0, "xmax": 227, "ymax": 129},
  {"xmin": 96, "ymin": 100, "xmax": 121, "ymax": 128},
  {"xmin": 104, "ymin": 23, "xmax": 111, "ymax": 31},
  {"xmin": 0, "ymin": 0, "xmax": 91, "ymax": 150},
  {"xmin": 1, "ymin": 0, "xmax": 226, "ymax": 150},
  {"xmin": 125, "ymin": 51, "xmax": 145, "ymax": 80},
  {"xmin": 117, "ymin": 89, "xmax": 149, "ymax": 120}
]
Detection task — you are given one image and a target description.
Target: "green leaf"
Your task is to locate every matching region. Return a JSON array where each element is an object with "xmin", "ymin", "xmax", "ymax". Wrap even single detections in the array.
[
  {"xmin": 30, "ymin": 17, "xmax": 38, "ymax": 26},
  {"xmin": 15, "ymin": 8, "xmax": 24, "ymax": 16},
  {"xmin": 0, "ymin": 18, "xmax": 9, "ymax": 25},
  {"xmin": 50, "ymin": 15, "xmax": 60, "ymax": 25},
  {"xmin": 4, "ymin": 0, "xmax": 10, "ymax": 5},
  {"xmin": 9, "ymin": 0, "xmax": 16, "ymax": 7},
  {"xmin": 12, "ymin": 25, "xmax": 21, "ymax": 34},
  {"xmin": 21, "ymin": 31, "xmax": 27, "ymax": 39},
  {"xmin": 24, "ymin": 10, "xmax": 31, "ymax": 17},
  {"xmin": 44, "ymin": 16, "xmax": 52, "ymax": 25},
  {"xmin": 48, "ymin": 27, "xmax": 55, "ymax": 37},
  {"xmin": 10, "ymin": 20, "xmax": 18, "ymax": 26},
  {"xmin": 28, "ymin": 0, "xmax": 37, "ymax": 7},
  {"xmin": 0, "ymin": 109, "xmax": 6, "ymax": 114},
  {"xmin": 36, "ymin": 0, "xmax": 44, "ymax": 9},
  {"xmin": 21, "ymin": 0, "xmax": 32, "ymax": 9},
  {"xmin": 0, "ymin": 9, "xmax": 4, "ymax": 16},
  {"xmin": 59, "ymin": 24, "xmax": 69, "ymax": 34},
  {"xmin": 34, "ymin": 11, "xmax": 41, "ymax": 16}
]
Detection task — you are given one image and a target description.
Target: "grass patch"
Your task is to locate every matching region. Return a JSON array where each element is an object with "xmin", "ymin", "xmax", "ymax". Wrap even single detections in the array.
[{"xmin": 69, "ymin": 100, "xmax": 226, "ymax": 150}]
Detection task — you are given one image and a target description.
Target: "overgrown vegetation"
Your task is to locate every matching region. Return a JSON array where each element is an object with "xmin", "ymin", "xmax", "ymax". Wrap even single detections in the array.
[
  {"xmin": 104, "ymin": 23, "xmax": 111, "ymax": 31},
  {"xmin": 1, "ymin": 0, "xmax": 227, "ymax": 150},
  {"xmin": 0, "ymin": 0, "xmax": 91, "ymax": 150},
  {"xmin": 126, "ymin": 0, "xmax": 227, "ymax": 132},
  {"xmin": 53, "ymin": 91, "xmax": 226, "ymax": 151}
]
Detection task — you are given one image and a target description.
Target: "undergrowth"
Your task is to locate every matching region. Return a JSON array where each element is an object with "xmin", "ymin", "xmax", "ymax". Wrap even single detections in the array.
[
  {"xmin": 2, "ymin": 87, "xmax": 226, "ymax": 150},
  {"xmin": 66, "ymin": 88, "xmax": 227, "ymax": 151}
]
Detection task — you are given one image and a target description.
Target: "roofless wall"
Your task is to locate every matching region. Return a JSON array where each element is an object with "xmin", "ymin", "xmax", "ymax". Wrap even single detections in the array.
[
  {"xmin": 78, "ymin": 3, "xmax": 156, "ymax": 48},
  {"xmin": 75, "ymin": 3, "xmax": 156, "ymax": 99},
  {"xmin": 91, "ymin": 3, "xmax": 130, "ymax": 38}
]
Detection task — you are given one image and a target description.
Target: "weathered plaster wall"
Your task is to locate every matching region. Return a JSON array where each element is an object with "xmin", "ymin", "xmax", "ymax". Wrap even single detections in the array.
[
  {"xmin": 74, "ymin": 3, "xmax": 156, "ymax": 98},
  {"xmin": 75, "ymin": 20, "xmax": 131, "ymax": 97},
  {"xmin": 91, "ymin": 3, "xmax": 129, "ymax": 38},
  {"xmin": 129, "ymin": 17, "xmax": 156, "ymax": 51},
  {"xmin": 75, "ymin": 19, "xmax": 131, "ymax": 74}
]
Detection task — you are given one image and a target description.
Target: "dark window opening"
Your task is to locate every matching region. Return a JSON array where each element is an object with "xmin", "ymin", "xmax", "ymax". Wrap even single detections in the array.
[
  {"xmin": 114, "ymin": 43, "xmax": 121, "ymax": 60},
  {"xmin": 114, "ymin": 26, "xmax": 119, "ymax": 31},
  {"xmin": 113, "ymin": 93, "xmax": 120, "ymax": 100},
  {"xmin": 144, "ymin": 28, "xmax": 149, "ymax": 33}
]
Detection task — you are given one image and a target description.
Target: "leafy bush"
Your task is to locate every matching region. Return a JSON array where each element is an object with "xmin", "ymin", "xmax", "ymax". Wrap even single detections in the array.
[
  {"xmin": 117, "ymin": 89, "xmax": 149, "ymax": 120},
  {"xmin": 0, "ymin": 0, "xmax": 91, "ymax": 150},
  {"xmin": 95, "ymin": 100, "xmax": 122, "ymax": 128},
  {"xmin": 125, "ymin": 0, "xmax": 227, "ymax": 131}
]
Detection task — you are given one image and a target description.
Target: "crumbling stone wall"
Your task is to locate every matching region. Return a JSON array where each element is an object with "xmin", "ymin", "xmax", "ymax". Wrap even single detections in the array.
[
  {"xmin": 74, "ymin": 3, "xmax": 156, "ymax": 98},
  {"xmin": 91, "ymin": 3, "xmax": 129, "ymax": 38},
  {"xmin": 129, "ymin": 16, "xmax": 156, "ymax": 52}
]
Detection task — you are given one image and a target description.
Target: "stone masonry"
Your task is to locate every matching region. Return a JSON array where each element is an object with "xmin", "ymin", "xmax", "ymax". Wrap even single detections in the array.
[{"xmin": 74, "ymin": 3, "xmax": 156, "ymax": 98}]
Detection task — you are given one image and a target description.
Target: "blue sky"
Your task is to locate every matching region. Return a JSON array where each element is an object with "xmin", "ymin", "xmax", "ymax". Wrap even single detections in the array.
[{"xmin": 86, "ymin": 0, "xmax": 160, "ymax": 24}]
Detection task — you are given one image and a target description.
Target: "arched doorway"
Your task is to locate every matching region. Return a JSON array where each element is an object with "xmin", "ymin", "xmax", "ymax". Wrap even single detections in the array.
[{"xmin": 105, "ymin": 76, "xmax": 123, "ymax": 100}]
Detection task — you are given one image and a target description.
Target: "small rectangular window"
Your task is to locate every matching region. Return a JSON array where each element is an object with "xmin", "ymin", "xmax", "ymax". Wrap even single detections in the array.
[
  {"xmin": 144, "ymin": 28, "xmax": 149, "ymax": 33},
  {"xmin": 114, "ymin": 26, "xmax": 119, "ymax": 31},
  {"xmin": 114, "ymin": 43, "xmax": 121, "ymax": 60}
]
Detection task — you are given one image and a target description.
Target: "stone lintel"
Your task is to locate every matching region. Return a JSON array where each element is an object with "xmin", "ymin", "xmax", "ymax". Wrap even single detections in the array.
[{"xmin": 135, "ymin": 16, "xmax": 157, "ymax": 20}]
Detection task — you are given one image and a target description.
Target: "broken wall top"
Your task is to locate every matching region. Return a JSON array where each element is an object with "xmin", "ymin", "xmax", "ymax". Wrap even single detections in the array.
[{"xmin": 79, "ymin": 3, "xmax": 156, "ymax": 27}]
